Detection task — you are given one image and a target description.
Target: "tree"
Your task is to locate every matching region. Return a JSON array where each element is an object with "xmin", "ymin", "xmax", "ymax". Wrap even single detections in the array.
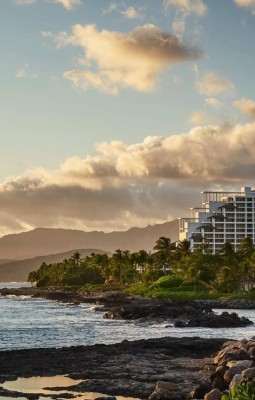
[
  {"xmin": 153, "ymin": 237, "xmax": 174, "ymax": 273},
  {"xmin": 238, "ymin": 237, "xmax": 254, "ymax": 259},
  {"xmin": 71, "ymin": 252, "xmax": 82, "ymax": 267},
  {"xmin": 176, "ymin": 239, "xmax": 191, "ymax": 259}
]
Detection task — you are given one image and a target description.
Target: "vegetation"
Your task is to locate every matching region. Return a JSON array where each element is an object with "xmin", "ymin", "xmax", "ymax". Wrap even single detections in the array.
[
  {"xmin": 27, "ymin": 236, "xmax": 255, "ymax": 299},
  {"xmin": 222, "ymin": 381, "xmax": 255, "ymax": 400}
]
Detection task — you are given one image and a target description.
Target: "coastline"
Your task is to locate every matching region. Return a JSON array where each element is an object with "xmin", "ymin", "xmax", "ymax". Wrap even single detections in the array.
[
  {"xmin": 1, "ymin": 288, "xmax": 255, "ymax": 399},
  {"xmin": 0, "ymin": 337, "xmax": 227, "ymax": 399}
]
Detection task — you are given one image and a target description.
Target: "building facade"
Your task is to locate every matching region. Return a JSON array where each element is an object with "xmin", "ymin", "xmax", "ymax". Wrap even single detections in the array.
[{"xmin": 179, "ymin": 186, "xmax": 255, "ymax": 254}]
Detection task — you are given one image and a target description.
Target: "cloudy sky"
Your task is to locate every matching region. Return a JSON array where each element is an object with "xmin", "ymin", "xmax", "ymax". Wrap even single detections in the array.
[{"xmin": 1, "ymin": 0, "xmax": 255, "ymax": 236}]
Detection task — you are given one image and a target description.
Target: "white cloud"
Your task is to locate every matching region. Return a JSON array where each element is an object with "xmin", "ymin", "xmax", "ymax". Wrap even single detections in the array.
[
  {"xmin": 205, "ymin": 97, "xmax": 222, "ymax": 109},
  {"xmin": 234, "ymin": 97, "xmax": 255, "ymax": 119},
  {"xmin": 15, "ymin": 65, "xmax": 39, "ymax": 79},
  {"xmin": 121, "ymin": 7, "xmax": 142, "ymax": 19},
  {"xmin": 14, "ymin": 0, "xmax": 81, "ymax": 9},
  {"xmin": 55, "ymin": 24, "xmax": 202, "ymax": 94},
  {"xmin": 196, "ymin": 72, "xmax": 235, "ymax": 96},
  {"xmin": 188, "ymin": 110, "xmax": 209, "ymax": 125},
  {"xmin": 1, "ymin": 122, "xmax": 255, "ymax": 234},
  {"xmin": 53, "ymin": 0, "xmax": 81, "ymax": 10},
  {"xmin": 164, "ymin": 0, "xmax": 207, "ymax": 16},
  {"xmin": 234, "ymin": 0, "xmax": 255, "ymax": 13},
  {"xmin": 15, "ymin": 68, "xmax": 27, "ymax": 78}
]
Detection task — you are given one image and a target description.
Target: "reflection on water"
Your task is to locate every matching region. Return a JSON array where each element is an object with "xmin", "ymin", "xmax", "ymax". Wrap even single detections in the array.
[
  {"xmin": 2, "ymin": 375, "xmax": 82, "ymax": 394},
  {"xmin": 1, "ymin": 375, "xmax": 141, "ymax": 400}
]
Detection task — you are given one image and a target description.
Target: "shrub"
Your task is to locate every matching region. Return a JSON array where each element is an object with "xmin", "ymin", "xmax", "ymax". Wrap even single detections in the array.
[
  {"xmin": 222, "ymin": 380, "xmax": 255, "ymax": 400},
  {"xmin": 149, "ymin": 275, "xmax": 183, "ymax": 290}
]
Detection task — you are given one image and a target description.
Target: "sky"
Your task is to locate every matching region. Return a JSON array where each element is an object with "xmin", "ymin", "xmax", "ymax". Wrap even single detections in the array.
[{"xmin": 1, "ymin": 0, "xmax": 255, "ymax": 236}]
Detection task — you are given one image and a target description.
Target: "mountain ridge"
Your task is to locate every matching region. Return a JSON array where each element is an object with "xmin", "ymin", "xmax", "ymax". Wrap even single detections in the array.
[
  {"xmin": 0, "ymin": 248, "xmax": 110, "ymax": 282},
  {"xmin": 0, "ymin": 219, "xmax": 179, "ymax": 261}
]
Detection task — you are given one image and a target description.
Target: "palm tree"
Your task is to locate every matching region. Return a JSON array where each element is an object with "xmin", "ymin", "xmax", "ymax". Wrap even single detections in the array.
[
  {"xmin": 176, "ymin": 239, "xmax": 191, "ymax": 259},
  {"xmin": 153, "ymin": 237, "xmax": 174, "ymax": 274},
  {"xmin": 71, "ymin": 251, "xmax": 81, "ymax": 266}
]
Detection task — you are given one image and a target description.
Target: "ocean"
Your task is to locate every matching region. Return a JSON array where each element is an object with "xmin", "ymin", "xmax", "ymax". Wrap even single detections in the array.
[{"xmin": 1, "ymin": 282, "xmax": 255, "ymax": 350}]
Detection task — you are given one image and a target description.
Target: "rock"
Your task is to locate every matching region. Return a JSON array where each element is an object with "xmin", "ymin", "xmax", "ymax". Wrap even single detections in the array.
[
  {"xmin": 190, "ymin": 382, "xmax": 212, "ymax": 399},
  {"xmin": 173, "ymin": 320, "xmax": 187, "ymax": 328},
  {"xmin": 248, "ymin": 347, "xmax": 255, "ymax": 360},
  {"xmin": 187, "ymin": 312, "xmax": 253, "ymax": 329},
  {"xmin": 149, "ymin": 388, "xmax": 184, "ymax": 400},
  {"xmin": 215, "ymin": 366, "xmax": 229, "ymax": 376},
  {"xmin": 229, "ymin": 374, "xmax": 243, "ymax": 390},
  {"xmin": 223, "ymin": 362, "xmax": 253, "ymax": 383},
  {"xmin": 204, "ymin": 389, "xmax": 222, "ymax": 400},
  {"xmin": 227, "ymin": 360, "xmax": 253, "ymax": 369},
  {"xmin": 211, "ymin": 376, "xmax": 228, "ymax": 391},
  {"xmin": 242, "ymin": 367, "xmax": 255, "ymax": 380},
  {"xmin": 156, "ymin": 382, "xmax": 180, "ymax": 390},
  {"xmin": 204, "ymin": 364, "xmax": 217, "ymax": 372},
  {"xmin": 94, "ymin": 397, "xmax": 117, "ymax": 400}
]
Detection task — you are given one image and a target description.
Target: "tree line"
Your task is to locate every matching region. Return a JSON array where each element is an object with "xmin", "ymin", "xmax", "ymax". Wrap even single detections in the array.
[{"xmin": 27, "ymin": 236, "xmax": 255, "ymax": 293}]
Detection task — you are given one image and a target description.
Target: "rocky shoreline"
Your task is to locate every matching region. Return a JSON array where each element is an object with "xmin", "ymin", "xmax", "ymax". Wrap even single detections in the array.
[
  {"xmin": 1, "ymin": 288, "xmax": 255, "ymax": 400},
  {"xmin": 0, "ymin": 287, "xmax": 253, "ymax": 329},
  {"xmin": 0, "ymin": 337, "xmax": 227, "ymax": 400}
]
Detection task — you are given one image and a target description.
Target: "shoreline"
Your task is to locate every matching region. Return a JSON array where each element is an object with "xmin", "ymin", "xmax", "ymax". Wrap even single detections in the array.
[
  {"xmin": 1, "ymin": 286, "xmax": 255, "ymax": 309},
  {"xmin": 0, "ymin": 337, "xmax": 227, "ymax": 399},
  {"xmin": 1, "ymin": 288, "xmax": 255, "ymax": 399}
]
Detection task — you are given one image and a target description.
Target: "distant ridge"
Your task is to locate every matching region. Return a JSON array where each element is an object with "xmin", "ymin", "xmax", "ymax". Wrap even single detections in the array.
[
  {"xmin": 0, "ymin": 219, "xmax": 179, "ymax": 261},
  {"xmin": 0, "ymin": 248, "xmax": 109, "ymax": 282}
]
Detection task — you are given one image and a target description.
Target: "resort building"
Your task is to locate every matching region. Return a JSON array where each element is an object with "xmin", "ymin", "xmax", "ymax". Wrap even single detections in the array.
[{"xmin": 179, "ymin": 186, "xmax": 255, "ymax": 254}]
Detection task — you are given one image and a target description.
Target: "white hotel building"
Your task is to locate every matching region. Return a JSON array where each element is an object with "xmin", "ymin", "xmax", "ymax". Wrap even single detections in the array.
[{"xmin": 179, "ymin": 186, "xmax": 255, "ymax": 254}]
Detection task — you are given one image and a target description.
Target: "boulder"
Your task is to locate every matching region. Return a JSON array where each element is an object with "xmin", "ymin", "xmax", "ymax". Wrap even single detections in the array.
[
  {"xmin": 229, "ymin": 374, "xmax": 243, "ymax": 390},
  {"xmin": 149, "ymin": 388, "xmax": 184, "ymax": 400},
  {"xmin": 190, "ymin": 382, "xmax": 212, "ymax": 399},
  {"xmin": 242, "ymin": 367, "xmax": 255, "ymax": 380},
  {"xmin": 204, "ymin": 389, "xmax": 222, "ymax": 400}
]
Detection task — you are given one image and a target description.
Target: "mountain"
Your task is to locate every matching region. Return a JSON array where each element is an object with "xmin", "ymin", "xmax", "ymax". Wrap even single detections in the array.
[
  {"xmin": 0, "ymin": 220, "xmax": 179, "ymax": 261},
  {"xmin": 0, "ymin": 248, "xmax": 109, "ymax": 282}
]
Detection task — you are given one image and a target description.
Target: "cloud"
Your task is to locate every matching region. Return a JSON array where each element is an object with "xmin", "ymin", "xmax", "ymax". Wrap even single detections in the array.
[
  {"xmin": 205, "ymin": 97, "xmax": 222, "ymax": 109},
  {"xmin": 14, "ymin": 0, "xmax": 81, "ymax": 9},
  {"xmin": 188, "ymin": 110, "xmax": 209, "ymax": 124},
  {"xmin": 15, "ymin": 64, "xmax": 39, "ymax": 79},
  {"xmin": 164, "ymin": 0, "xmax": 207, "ymax": 16},
  {"xmin": 234, "ymin": 97, "xmax": 255, "ymax": 119},
  {"xmin": 55, "ymin": 24, "xmax": 202, "ymax": 94},
  {"xmin": 54, "ymin": 0, "xmax": 81, "ymax": 10},
  {"xmin": 196, "ymin": 72, "xmax": 235, "ymax": 96},
  {"xmin": 1, "ymin": 122, "xmax": 255, "ymax": 235},
  {"xmin": 164, "ymin": 0, "xmax": 206, "ymax": 35},
  {"xmin": 234, "ymin": 0, "xmax": 255, "ymax": 13},
  {"xmin": 16, "ymin": 68, "xmax": 27, "ymax": 78},
  {"xmin": 121, "ymin": 7, "xmax": 142, "ymax": 19}
]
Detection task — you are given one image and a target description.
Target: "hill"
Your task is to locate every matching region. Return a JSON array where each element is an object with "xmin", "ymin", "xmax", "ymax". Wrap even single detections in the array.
[
  {"xmin": 0, "ymin": 219, "xmax": 179, "ymax": 261},
  {"xmin": 0, "ymin": 248, "xmax": 109, "ymax": 282}
]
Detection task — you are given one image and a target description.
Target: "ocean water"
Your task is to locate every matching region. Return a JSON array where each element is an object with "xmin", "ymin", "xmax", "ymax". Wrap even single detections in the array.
[{"xmin": 0, "ymin": 282, "xmax": 255, "ymax": 350}]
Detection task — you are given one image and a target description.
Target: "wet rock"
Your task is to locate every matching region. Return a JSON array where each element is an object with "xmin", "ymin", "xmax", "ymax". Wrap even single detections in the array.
[{"xmin": 173, "ymin": 320, "xmax": 187, "ymax": 328}]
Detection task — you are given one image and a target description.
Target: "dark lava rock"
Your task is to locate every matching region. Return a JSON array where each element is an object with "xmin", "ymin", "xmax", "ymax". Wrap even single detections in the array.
[
  {"xmin": 0, "ymin": 337, "xmax": 226, "ymax": 399},
  {"xmin": 186, "ymin": 312, "xmax": 252, "ymax": 328},
  {"xmin": 190, "ymin": 382, "xmax": 212, "ymax": 399}
]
